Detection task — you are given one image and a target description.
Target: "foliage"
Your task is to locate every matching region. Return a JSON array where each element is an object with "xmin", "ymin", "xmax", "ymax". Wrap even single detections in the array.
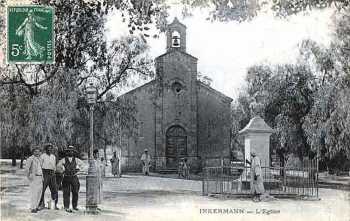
[
  {"xmin": 0, "ymin": 0, "xmax": 157, "ymax": 159},
  {"xmin": 0, "ymin": 0, "xmax": 167, "ymax": 94},
  {"xmin": 180, "ymin": 0, "xmax": 348, "ymax": 22},
  {"xmin": 233, "ymin": 8, "xmax": 350, "ymax": 170},
  {"xmin": 197, "ymin": 72, "xmax": 213, "ymax": 86},
  {"xmin": 91, "ymin": 36, "xmax": 154, "ymax": 100},
  {"xmin": 246, "ymin": 63, "xmax": 315, "ymax": 162},
  {"xmin": 230, "ymin": 92, "xmax": 251, "ymax": 154}
]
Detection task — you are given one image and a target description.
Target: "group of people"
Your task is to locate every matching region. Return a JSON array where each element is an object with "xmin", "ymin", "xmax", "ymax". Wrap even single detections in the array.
[
  {"xmin": 25, "ymin": 144, "xmax": 105, "ymax": 213},
  {"xmin": 26, "ymin": 144, "xmax": 266, "ymax": 213},
  {"xmin": 140, "ymin": 149, "xmax": 190, "ymax": 179},
  {"xmin": 178, "ymin": 158, "xmax": 190, "ymax": 179}
]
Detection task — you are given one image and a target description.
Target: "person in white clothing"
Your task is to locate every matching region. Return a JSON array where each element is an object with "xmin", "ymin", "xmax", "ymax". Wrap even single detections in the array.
[
  {"xmin": 246, "ymin": 151, "xmax": 265, "ymax": 202},
  {"xmin": 39, "ymin": 143, "xmax": 58, "ymax": 210},
  {"xmin": 25, "ymin": 146, "xmax": 43, "ymax": 213},
  {"xmin": 141, "ymin": 149, "xmax": 151, "ymax": 175},
  {"xmin": 93, "ymin": 149, "xmax": 104, "ymax": 206}
]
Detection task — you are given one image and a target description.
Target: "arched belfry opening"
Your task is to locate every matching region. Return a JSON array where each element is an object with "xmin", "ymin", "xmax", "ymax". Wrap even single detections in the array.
[
  {"xmin": 166, "ymin": 17, "xmax": 186, "ymax": 52},
  {"xmin": 166, "ymin": 125, "xmax": 187, "ymax": 168},
  {"xmin": 171, "ymin": 31, "xmax": 181, "ymax": 48}
]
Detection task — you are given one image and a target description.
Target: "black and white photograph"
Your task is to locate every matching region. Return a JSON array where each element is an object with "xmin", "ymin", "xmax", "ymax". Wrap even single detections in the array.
[{"xmin": 0, "ymin": 0, "xmax": 349, "ymax": 221}]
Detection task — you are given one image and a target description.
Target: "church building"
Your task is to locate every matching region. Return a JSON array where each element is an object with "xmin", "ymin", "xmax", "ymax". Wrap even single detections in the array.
[{"xmin": 119, "ymin": 18, "xmax": 233, "ymax": 172}]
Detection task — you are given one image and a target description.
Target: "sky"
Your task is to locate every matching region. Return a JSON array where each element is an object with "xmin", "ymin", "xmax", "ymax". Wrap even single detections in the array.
[{"xmin": 105, "ymin": 4, "xmax": 335, "ymax": 99}]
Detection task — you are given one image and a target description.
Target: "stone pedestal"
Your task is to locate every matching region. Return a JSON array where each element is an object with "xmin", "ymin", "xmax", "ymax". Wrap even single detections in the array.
[
  {"xmin": 239, "ymin": 116, "xmax": 274, "ymax": 167},
  {"xmin": 239, "ymin": 116, "xmax": 275, "ymax": 184},
  {"xmin": 86, "ymin": 159, "xmax": 99, "ymax": 214}
]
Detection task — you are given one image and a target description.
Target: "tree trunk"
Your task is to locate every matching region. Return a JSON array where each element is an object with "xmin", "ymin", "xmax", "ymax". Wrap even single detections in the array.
[
  {"xmin": 11, "ymin": 148, "xmax": 16, "ymax": 166},
  {"xmin": 20, "ymin": 147, "xmax": 24, "ymax": 169},
  {"xmin": 278, "ymin": 151, "xmax": 285, "ymax": 177},
  {"xmin": 20, "ymin": 158, "xmax": 24, "ymax": 169},
  {"xmin": 104, "ymin": 143, "xmax": 107, "ymax": 162}
]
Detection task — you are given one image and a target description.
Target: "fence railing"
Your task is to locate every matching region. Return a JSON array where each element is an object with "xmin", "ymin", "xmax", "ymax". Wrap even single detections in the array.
[{"xmin": 202, "ymin": 159, "xmax": 318, "ymax": 199}]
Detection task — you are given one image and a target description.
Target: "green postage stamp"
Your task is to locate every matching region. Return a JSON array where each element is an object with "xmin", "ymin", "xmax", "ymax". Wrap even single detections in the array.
[{"xmin": 7, "ymin": 5, "xmax": 54, "ymax": 64}]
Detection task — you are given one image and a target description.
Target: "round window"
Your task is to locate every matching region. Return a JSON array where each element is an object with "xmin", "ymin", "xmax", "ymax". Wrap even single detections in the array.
[{"xmin": 172, "ymin": 82, "xmax": 183, "ymax": 94}]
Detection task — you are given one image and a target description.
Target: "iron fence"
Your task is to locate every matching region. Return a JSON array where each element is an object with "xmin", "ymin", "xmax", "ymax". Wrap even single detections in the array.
[{"xmin": 202, "ymin": 159, "xmax": 319, "ymax": 199}]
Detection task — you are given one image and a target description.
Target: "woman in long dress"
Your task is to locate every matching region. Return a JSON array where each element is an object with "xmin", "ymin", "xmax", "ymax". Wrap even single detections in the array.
[{"xmin": 15, "ymin": 10, "xmax": 47, "ymax": 59}]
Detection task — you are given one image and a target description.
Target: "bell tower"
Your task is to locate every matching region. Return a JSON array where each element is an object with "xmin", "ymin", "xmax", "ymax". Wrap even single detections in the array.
[
  {"xmin": 166, "ymin": 17, "xmax": 186, "ymax": 52},
  {"xmin": 155, "ymin": 17, "xmax": 198, "ymax": 172}
]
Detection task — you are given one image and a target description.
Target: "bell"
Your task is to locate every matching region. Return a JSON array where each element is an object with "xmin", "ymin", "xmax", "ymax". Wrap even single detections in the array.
[{"xmin": 172, "ymin": 36, "xmax": 180, "ymax": 47}]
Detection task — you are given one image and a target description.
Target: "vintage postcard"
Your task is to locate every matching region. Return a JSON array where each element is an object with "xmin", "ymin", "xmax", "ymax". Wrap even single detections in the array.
[{"xmin": 0, "ymin": 0, "xmax": 349, "ymax": 221}]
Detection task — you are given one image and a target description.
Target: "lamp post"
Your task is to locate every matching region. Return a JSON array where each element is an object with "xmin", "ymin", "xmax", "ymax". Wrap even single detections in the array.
[{"xmin": 86, "ymin": 82, "xmax": 98, "ymax": 214}]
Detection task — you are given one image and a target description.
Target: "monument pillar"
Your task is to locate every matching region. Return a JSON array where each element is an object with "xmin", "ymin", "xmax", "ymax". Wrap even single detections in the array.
[{"xmin": 239, "ymin": 116, "xmax": 274, "ymax": 167}]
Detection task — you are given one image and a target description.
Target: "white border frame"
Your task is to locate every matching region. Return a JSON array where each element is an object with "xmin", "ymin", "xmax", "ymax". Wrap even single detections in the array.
[{"xmin": 6, "ymin": 4, "xmax": 55, "ymax": 64}]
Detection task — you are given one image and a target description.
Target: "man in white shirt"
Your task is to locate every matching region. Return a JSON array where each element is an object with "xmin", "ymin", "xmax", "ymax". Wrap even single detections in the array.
[
  {"xmin": 57, "ymin": 146, "xmax": 84, "ymax": 213},
  {"xmin": 141, "ymin": 149, "xmax": 151, "ymax": 175},
  {"xmin": 26, "ymin": 146, "xmax": 43, "ymax": 213},
  {"xmin": 39, "ymin": 143, "xmax": 59, "ymax": 210}
]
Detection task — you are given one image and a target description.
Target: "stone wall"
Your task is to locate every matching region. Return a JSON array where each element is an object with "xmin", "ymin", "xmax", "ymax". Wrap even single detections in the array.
[
  {"xmin": 155, "ymin": 50, "xmax": 199, "ymax": 170},
  {"xmin": 119, "ymin": 81, "xmax": 156, "ymax": 172},
  {"xmin": 197, "ymin": 82, "xmax": 232, "ymax": 163}
]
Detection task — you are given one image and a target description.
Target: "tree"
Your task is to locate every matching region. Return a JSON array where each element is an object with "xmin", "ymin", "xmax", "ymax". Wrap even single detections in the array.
[
  {"xmin": 302, "ymin": 9, "xmax": 350, "ymax": 171},
  {"xmin": 247, "ymin": 64, "xmax": 315, "ymax": 163},
  {"xmin": 0, "ymin": 0, "xmax": 157, "ymax": 163},
  {"xmin": 0, "ymin": 1, "xmax": 157, "ymax": 165},
  {"xmin": 0, "ymin": 0, "xmax": 167, "ymax": 94},
  {"xmin": 232, "ymin": 8, "xmax": 350, "ymax": 172},
  {"xmin": 91, "ymin": 36, "xmax": 154, "ymax": 100},
  {"xmin": 180, "ymin": 0, "xmax": 348, "ymax": 22},
  {"xmin": 230, "ymin": 91, "xmax": 251, "ymax": 158},
  {"xmin": 0, "ymin": 84, "xmax": 32, "ymax": 166}
]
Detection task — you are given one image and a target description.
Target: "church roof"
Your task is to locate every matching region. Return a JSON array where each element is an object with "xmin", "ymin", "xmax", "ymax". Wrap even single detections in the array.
[
  {"xmin": 118, "ymin": 80, "xmax": 156, "ymax": 98},
  {"xmin": 239, "ymin": 116, "xmax": 274, "ymax": 135},
  {"xmin": 198, "ymin": 81, "xmax": 233, "ymax": 103},
  {"xmin": 156, "ymin": 49, "xmax": 197, "ymax": 61}
]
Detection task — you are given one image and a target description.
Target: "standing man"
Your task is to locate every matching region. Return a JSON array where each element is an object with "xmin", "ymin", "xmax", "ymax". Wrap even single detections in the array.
[
  {"xmin": 141, "ymin": 149, "xmax": 151, "ymax": 175},
  {"xmin": 57, "ymin": 146, "xmax": 84, "ymax": 213},
  {"xmin": 39, "ymin": 143, "xmax": 59, "ymax": 210},
  {"xmin": 54, "ymin": 147, "xmax": 64, "ymax": 191},
  {"xmin": 110, "ymin": 152, "xmax": 120, "ymax": 177},
  {"xmin": 25, "ymin": 146, "xmax": 43, "ymax": 213},
  {"xmin": 100, "ymin": 157, "xmax": 107, "ymax": 178},
  {"xmin": 183, "ymin": 158, "xmax": 190, "ymax": 179},
  {"xmin": 178, "ymin": 158, "xmax": 184, "ymax": 178},
  {"xmin": 246, "ymin": 151, "xmax": 265, "ymax": 202}
]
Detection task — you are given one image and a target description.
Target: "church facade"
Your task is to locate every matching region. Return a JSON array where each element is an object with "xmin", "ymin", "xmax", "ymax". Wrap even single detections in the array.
[{"xmin": 118, "ymin": 18, "xmax": 233, "ymax": 172}]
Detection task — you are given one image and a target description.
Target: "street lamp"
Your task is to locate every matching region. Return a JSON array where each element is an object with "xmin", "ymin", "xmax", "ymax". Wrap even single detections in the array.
[{"xmin": 86, "ymin": 82, "xmax": 98, "ymax": 214}]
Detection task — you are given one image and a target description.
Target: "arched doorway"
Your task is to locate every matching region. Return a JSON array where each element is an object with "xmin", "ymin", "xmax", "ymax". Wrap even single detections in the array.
[{"xmin": 166, "ymin": 125, "xmax": 187, "ymax": 169}]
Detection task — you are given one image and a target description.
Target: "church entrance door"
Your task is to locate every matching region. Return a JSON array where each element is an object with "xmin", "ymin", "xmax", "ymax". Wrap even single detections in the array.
[{"xmin": 166, "ymin": 126, "xmax": 187, "ymax": 169}]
